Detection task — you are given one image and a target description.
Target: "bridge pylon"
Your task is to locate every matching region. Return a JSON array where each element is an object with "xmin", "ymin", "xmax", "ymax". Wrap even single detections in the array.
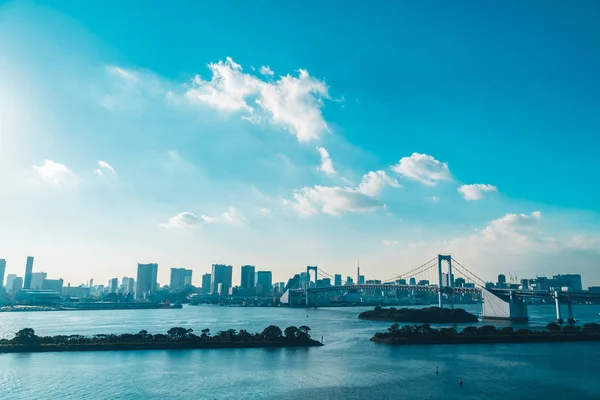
[
  {"xmin": 437, "ymin": 255, "xmax": 453, "ymax": 308},
  {"xmin": 306, "ymin": 266, "xmax": 318, "ymax": 307}
]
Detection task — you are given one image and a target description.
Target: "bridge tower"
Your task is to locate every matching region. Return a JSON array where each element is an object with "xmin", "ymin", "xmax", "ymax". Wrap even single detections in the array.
[
  {"xmin": 306, "ymin": 266, "xmax": 318, "ymax": 307},
  {"xmin": 437, "ymin": 255, "xmax": 453, "ymax": 308}
]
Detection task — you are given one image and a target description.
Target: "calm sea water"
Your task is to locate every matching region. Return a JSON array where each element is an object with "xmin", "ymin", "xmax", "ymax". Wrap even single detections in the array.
[{"xmin": 1, "ymin": 304, "xmax": 599, "ymax": 400}]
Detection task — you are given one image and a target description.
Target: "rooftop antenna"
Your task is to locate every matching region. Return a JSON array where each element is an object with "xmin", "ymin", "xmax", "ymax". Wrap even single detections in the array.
[{"xmin": 357, "ymin": 260, "xmax": 360, "ymax": 285}]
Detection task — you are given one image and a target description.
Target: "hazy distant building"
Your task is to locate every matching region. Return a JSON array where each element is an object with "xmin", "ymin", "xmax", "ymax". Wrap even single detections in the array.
[
  {"xmin": 454, "ymin": 278, "xmax": 466, "ymax": 288},
  {"xmin": 358, "ymin": 275, "xmax": 365, "ymax": 285},
  {"xmin": 42, "ymin": 278, "xmax": 64, "ymax": 294},
  {"xmin": 0, "ymin": 259, "xmax": 5, "ymax": 288},
  {"xmin": 211, "ymin": 264, "xmax": 232, "ymax": 295},
  {"xmin": 136, "ymin": 263, "xmax": 158, "ymax": 299},
  {"xmin": 30, "ymin": 272, "xmax": 47, "ymax": 290},
  {"xmin": 409, "ymin": 277, "xmax": 416, "ymax": 286},
  {"xmin": 110, "ymin": 278, "xmax": 118, "ymax": 293},
  {"xmin": 240, "ymin": 265, "xmax": 256, "ymax": 294},
  {"xmin": 170, "ymin": 268, "xmax": 193, "ymax": 291},
  {"xmin": 255, "ymin": 271, "xmax": 273, "ymax": 296},
  {"xmin": 317, "ymin": 278, "xmax": 331, "ymax": 288},
  {"xmin": 497, "ymin": 274, "xmax": 506, "ymax": 288},
  {"xmin": 12, "ymin": 276, "xmax": 23, "ymax": 294},
  {"xmin": 521, "ymin": 279, "xmax": 530, "ymax": 290},
  {"xmin": 201, "ymin": 273, "xmax": 211, "ymax": 294},
  {"xmin": 334, "ymin": 274, "xmax": 342, "ymax": 286},
  {"xmin": 346, "ymin": 277, "xmax": 354, "ymax": 285},
  {"xmin": 24, "ymin": 256, "xmax": 34, "ymax": 290},
  {"xmin": 5, "ymin": 274, "xmax": 16, "ymax": 292},
  {"xmin": 553, "ymin": 274, "xmax": 582, "ymax": 292}
]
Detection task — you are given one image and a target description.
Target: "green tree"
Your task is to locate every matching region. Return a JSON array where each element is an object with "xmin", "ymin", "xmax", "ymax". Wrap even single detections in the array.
[
  {"xmin": 298, "ymin": 326, "xmax": 311, "ymax": 339},
  {"xmin": 14, "ymin": 328, "xmax": 40, "ymax": 346},
  {"xmin": 387, "ymin": 323, "xmax": 400, "ymax": 333},
  {"xmin": 167, "ymin": 327, "xmax": 193, "ymax": 340},
  {"xmin": 200, "ymin": 328, "xmax": 211, "ymax": 338},
  {"xmin": 546, "ymin": 323, "xmax": 561, "ymax": 332},
  {"xmin": 284, "ymin": 326, "xmax": 300, "ymax": 338},
  {"xmin": 261, "ymin": 325, "xmax": 283, "ymax": 340}
]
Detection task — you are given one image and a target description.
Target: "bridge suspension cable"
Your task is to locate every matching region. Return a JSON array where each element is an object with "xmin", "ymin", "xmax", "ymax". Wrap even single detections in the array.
[
  {"xmin": 382, "ymin": 256, "xmax": 438, "ymax": 283},
  {"xmin": 450, "ymin": 257, "xmax": 488, "ymax": 288}
]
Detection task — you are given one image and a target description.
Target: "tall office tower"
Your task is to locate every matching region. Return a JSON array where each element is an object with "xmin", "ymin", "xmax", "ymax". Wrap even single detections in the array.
[
  {"xmin": 255, "ymin": 271, "xmax": 273, "ymax": 296},
  {"xmin": 334, "ymin": 274, "xmax": 342, "ymax": 286},
  {"xmin": 89, "ymin": 279, "xmax": 94, "ymax": 288},
  {"xmin": 211, "ymin": 264, "xmax": 233, "ymax": 295},
  {"xmin": 30, "ymin": 272, "xmax": 47, "ymax": 289},
  {"xmin": 240, "ymin": 265, "xmax": 256, "ymax": 293},
  {"xmin": 24, "ymin": 256, "xmax": 34, "ymax": 289},
  {"xmin": 136, "ymin": 263, "xmax": 158, "ymax": 299},
  {"xmin": 12, "ymin": 276, "xmax": 23, "ymax": 293},
  {"xmin": 201, "ymin": 273, "xmax": 212, "ymax": 293},
  {"xmin": 110, "ymin": 278, "xmax": 118, "ymax": 293},
  {"xmin": 5, "ymin": 274, "xmax": 16, "ymax": 292},
  {"xmin": 170, "ymin": 268, "xmax": 193, "ymax": 291},
  {"xmin": 0, "ymin": 259, "xmax": 6, "ymax": 288},
  {"xmin": 127, "ymin": 278, "xmax": 135, "ymax": 294}
]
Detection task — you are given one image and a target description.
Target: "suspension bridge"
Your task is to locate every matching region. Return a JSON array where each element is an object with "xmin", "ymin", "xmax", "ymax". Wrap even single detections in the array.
[{"xmin": 279, "ymin": 254, "xmax": 600, "ymax": 323}]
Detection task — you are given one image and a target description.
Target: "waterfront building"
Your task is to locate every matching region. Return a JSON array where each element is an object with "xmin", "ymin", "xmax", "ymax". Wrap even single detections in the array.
[
  {"xmin": 170, "ymin": 268, "xmax": 193, "ymax": 291},
  {"xmin": 240, "ymin": 265, "xmax": 256, "ymax": 294},
  {"xmin": 30, "ymin": 272, "xmax": 47, "ymax": 290},
  {"xmin": 255, "ymin": 271, "xmax": 273, "ymax": 296},
  {"xmin": 497, "ymin": 274, "xmax": 507, "ymax": 288},
  {"xmin": 211, "ymin": 264, "xmax": 232, "ymax": 295},
  {"xmin": 397, "ymin": 279, "xmax": 406, "ymax": 285},
  {"xmin": 345, "ymin": 277, "xmax": 354, "ymax": 285},
  {"xmin": 63, "ymin": 285, "xmax": 90, "ymax": 298},
  {"xmin": 110, "ymin": 278, "xmax": 118, "ymax": 293},
  {"xmin": 317, "ymin": 278, "xmax": 331, "ymax": 288},
  {"xmin": 42, "ymin": 278, "xmax": 64, "ymax": 294},
  {"xmin": 12, "ymin": 276, "xmax": 23, "ymax": 295},
  {"xmin": 0, "ymin": 259, "xmax": 5, "ymax": 288},
  {"xmin": 521, "ymin": 279, "xmax": 530, "ymax": 290},
  {"xmin": 418, "ymin": 279, "xmax": 429, "ymax": 286},
  {"xmin": 334, "ymin": 274, "xmax": 342, "ymax": 286},
  {"xmin": 24, "ymin": 256, "xmax": 34, "ymax": 289},
  {"xmin": 136, "ymin": 263, "xmax": 158, "ymax": 299},
  {"xmin": 552, "ymin": 274, "xmax": 582, "ymax": 292},
  {"xmin": 201, "ymin": 273, "xmax": 211, "ymax": 293},
  {"xmin": 454, "ymin": 277, "xmax": 466, "ymax": 287},
  {"xmin": 409, "ymin": 277, "xmax": 416, "ymax": 286},
  {"xmin": 358, "ymin": 275, "xmax": 365, "ymax": 285},
  {"xmin": 5, "ymin": 274, "xmax": 16, "ymax": 292}
]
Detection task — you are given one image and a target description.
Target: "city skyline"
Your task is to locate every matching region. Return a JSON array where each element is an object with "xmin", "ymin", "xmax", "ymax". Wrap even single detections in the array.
[{"xmin": 1, "ymin": 1, "xmax": 599, "ymax": 286}]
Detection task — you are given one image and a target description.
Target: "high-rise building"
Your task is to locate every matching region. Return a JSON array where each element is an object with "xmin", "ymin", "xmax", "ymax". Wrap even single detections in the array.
[
  {"xmin": 240, "ymin": 265, "xmax": 256, "ymax": 293},
  {"xmin": 409, "ymin": 277, "xmax": 416, "ymax": 286},
  {"xmin": 5, "ymin": 274, "xmax": 16, "ymax": 292},
  {"xmin": 0, "ymin": 259, "xmax": 6, "ymax": 288},
  {"xmin": 358, "ymin": 275, "xmax": 365, "ymax": 285},
  {"xmin": 497, "ymin": 274, "xmax": 506, "ymax": 286},
  {"xmin": 89, "ymin": 278, "xmax": 94, "ymax": 288},
  {"xmin": 127, "ymin": 278, "xmax": 135, "ymax": 294},
  {"xmin": 346, "ymin": 276, "xmax": 354, "ymax": 285},
  {"xmin": 24, "ymin": 256, "xmax": 34, "ymax": 289},
  {"xmin": 136, "ymin": 263, "xmax": 158, "ymax": 299},
  {"xmin": 110, "ymin": 278, "xmax": 118, "ymax": 293},
  {"xmin": 211, "ymin": 264, "xmax": 232, "ymax": 295},
  {"xmin": 170, "ymin": 268, "xmax": 193, "ymax": 291},
  {"xmin": 30, "ymin": 272, "xmax": 47, "ymax": 290},
  {"xmin": 12, "ymin": 276, "xmax": 23, "ymax": 293},
  {"xmin": 255, "ymin": 271, "xmax": 273, "ymax": 296},
  {"xmin": 201, "ymin": 273, "xmax": 212, "ymax": 294},
  {"xmin": 454, "ymin": 277, "xmax": 466, "ymax": 287},
  {"xmin": 334, "ymin": 274, "xmax": 342, "ymax": 286},
  {"xmin": 42, "ymin": 278, "xmax": 64, "ymax": 293}
]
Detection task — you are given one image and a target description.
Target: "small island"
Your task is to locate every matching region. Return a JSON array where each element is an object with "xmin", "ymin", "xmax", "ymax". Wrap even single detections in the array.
[
  {"xmin": 0, "ymin": 325, "xmax": 322, "ymax": 354},
  {"xmin": 371, "ymin": 322, "xmax": 600, "ymax": 345},
  {"xmin": 358, "ymin": 306, "xmax": 479, "ymax": 323}
]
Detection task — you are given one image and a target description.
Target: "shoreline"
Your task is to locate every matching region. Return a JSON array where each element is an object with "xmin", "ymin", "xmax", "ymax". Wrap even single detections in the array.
[
  {"xmin": 371, "ymin": 334, "xmax": 600, "ymax": 346},
  {"xmin": 0, "ymin": 340, "xmax": 323, "ymax": 354}
]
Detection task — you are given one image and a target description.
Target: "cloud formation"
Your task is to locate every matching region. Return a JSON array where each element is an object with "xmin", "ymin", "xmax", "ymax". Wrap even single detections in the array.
[
  {"xmin": 164, "ymin": 212, "xmax": 202, "ymax": 230},
  {"xmin": 478, "ymin": 211, "xmax": 542, "ymax": 242},
  {"xmin": 185, "ymin": 57, "xmax": 330, "ymax": 141},
  {"xmin": 94, "ymin": 160, "xmax": 116, "ymax": 176},
  {"xmin": 316, "ymin": 146, "xmax": 336, "ymax": 176},
  {"xmin": 391, "ymin": 153, "xmax": 451, "ymax": 186},
  {"xmin": 357, "ymin": 170, "xmax": 400, "ymax": 197},
  {"xmin": 259, "ymin": 66, "xmax": 274, "ymax": 76},
  {"xmin": 222, "ymin": 206, "xmax": 244, "ymax": 223},
  {"xmin": 283, "ymin": 185, "xmax": 383, "ymax": 216},
  {"xmin": 32, "ymin": 160, "xmax": 77, "ymax": 187},
  {"xmin": 458, "ymin": 184, "xmax": 498, "ymax": 200}
]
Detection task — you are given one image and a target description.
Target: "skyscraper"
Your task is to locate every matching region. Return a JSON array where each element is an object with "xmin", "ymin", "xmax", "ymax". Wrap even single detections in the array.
[
  {"xmin": 211, "ymin": 264, "xmax": 232, "ymax": 295},
  {"xmin": 5, "ymin": 274, "xmax": 16, "ymax": 292},
  {"xmin": 24, "ymin": 256, "xmax": 34, "ymax": 289},
  {"xmin": 0, "ymin": 259, "xmax": 6, "ymax": 288},
  {"xmin": 201, "ymin": 273, "xmax": 212, "ymax": 294},
  {"xmin": 240, "ymin": 265, "xmax": 256, "ymax": 294},
  {"xmin": 170, "ymin": 268, "xmax": 193, "ymax": 291},
  {"xmin": 12, "ymin": 277, "xmax": 23, "ymax": 293},
  {"xmin": 334, "ymin": 274, "xmax": 342, "ymax": 286},
  {"xmin": 110, "ymin": 278, "xmax": 118, "ymax": 293},
  {"xmin": 255, "ymin": 271, "xmax": 272, "ymax": 296},
  {"xmin": 136, "ymin": 263, "xmax": 158, "ymax": 299}
]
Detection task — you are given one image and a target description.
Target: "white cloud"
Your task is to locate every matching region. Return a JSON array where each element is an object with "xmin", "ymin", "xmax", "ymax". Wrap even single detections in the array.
[
  {"xmin": 458, "ymin": 184, "xmax": 498, "ymax": 200},
  {"xmin": 259, "ymin": 207, "xmax": 272, "ymax": 214},
  {"xmin": 222, "ymin": 206, "xmax": 244, "ymax": 223},
  {"xmin": 163, "ymin": 212, "xmax": 202, "ymax": 230},
  {"xmin": 259, "ymin": 66, "xmax": 274, "ymax": 76},
  {"xmin": 383, "ymin": 240, "xmax": 399, "ymax": 246},
  {"xmin": 200, "ymin": 215, "xmax": 215, "ymax": 223},
  {"xmin": 94, "ymin": 160, "xmax": 116, "ymax": 176},
  {"xmin": 185, "ymin": 57, "xmax": 330, "ymax": 141},
  {"xmin": 391, "ymin": 153, "xmax": 451, "ymax": 186},
  {"xmin": 316, "ymin": 146, "xmax": 336, "ymax": 176},
  {"xmin": 478, "ymin": 211, "xmax": 542, "ymax": 242},
  {"xmin": 357, "ymin": 170, "xmax": 399, "ymax": 196},
  {"xmin": 283, "ymin": 185, "xmax": 383, "ymax": 216},
  {"xmin": 31, "ymin": 160, "xmax": 77, "ymax": 187}
]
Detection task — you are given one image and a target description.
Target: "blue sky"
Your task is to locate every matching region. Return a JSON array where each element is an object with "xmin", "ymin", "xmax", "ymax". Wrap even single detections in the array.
[{"xmin": 1, "ymin": 0, "xmax": 599, "ymax": 287}]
